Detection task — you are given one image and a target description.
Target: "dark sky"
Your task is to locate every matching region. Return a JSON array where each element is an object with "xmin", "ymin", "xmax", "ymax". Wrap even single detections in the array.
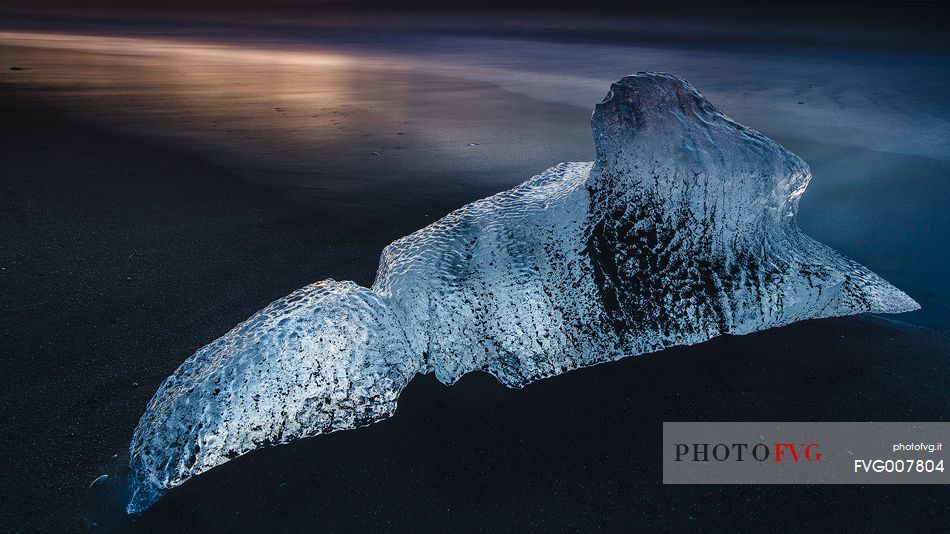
[
  {"xmin": 0, "ymin": 0, "xmax": 944, "ymax": 12},
  {"xmin": 1, "ymin": 1, "xmax": 946, "ymax": 36}
]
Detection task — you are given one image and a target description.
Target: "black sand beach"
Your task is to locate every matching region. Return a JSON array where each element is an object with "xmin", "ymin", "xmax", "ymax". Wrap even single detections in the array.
[
  {"xmin": 2, "ymin": 89, "xmax": 948, "ymax": 533},
  {"xmin": 1, "ymin": 8, "xmax": 949, "ymax": 532}
]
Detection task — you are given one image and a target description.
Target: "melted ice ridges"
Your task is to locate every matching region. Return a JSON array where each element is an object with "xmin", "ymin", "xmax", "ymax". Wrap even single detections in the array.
[{"xmin": 127, "ymin": 72, "xmax": 918, "ymax": 513}]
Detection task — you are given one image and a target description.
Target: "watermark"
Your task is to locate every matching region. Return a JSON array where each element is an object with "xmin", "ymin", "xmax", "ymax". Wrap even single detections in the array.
[{"xmin": 663, "ymin": 422, "xmax": 946, "ymax": 484}]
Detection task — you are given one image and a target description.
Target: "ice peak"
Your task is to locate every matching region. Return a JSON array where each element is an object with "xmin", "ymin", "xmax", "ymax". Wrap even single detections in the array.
[{"xmin": 591, "ymin": 71, "xmax": 810, "ymax": 229}]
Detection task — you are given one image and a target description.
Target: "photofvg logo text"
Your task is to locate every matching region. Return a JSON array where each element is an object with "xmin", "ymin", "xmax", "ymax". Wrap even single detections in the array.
[
  {"xmin": 663, "ymin": 422, "xmax": 948, "ymax": 484},
  {"xmin": 674, "ymin": 442, "xmax": 822, "ymax": 463}
]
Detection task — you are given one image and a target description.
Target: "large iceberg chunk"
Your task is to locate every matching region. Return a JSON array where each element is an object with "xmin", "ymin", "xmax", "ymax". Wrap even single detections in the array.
[{"xmin": 127, "ymin": 72, "xmax": 918, "ymax": 513}]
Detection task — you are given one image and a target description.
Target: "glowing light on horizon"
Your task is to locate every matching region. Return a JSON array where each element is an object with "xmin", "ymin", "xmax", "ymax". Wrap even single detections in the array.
[
  {"xmin": 0, "ymin": 30, "xmax": 356, "ymax": 67},
  {"xmin": 0, "ymin": 29, "xmax": 417, "ymax": 183}
]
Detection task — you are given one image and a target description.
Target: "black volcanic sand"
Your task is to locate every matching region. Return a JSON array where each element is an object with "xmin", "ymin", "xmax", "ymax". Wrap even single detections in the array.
[{"xmin": 1, "ymin": 97, "xmax": 948, "ymax": 532}]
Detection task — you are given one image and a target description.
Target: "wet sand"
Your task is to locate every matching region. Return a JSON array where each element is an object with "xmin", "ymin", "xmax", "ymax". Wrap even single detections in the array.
[
  {"xmin": 1, "ymin": 22, "xmax": 947, "ymax": 330},
  {"xmin": 0, "ymin": 35, "xmax": 595, "ymax": 238},
  {"xmin": 1, "ymin": 12, "xmax": 948, "ymax": 532}
]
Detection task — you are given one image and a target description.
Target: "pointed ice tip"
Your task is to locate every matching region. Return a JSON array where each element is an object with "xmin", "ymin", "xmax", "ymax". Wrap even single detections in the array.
[
  {"xmin": 125, "ymin": 478, "xmax": 163, "ymax": 514},
  {"xmin": 890, "ymin": 291, "xmax": 922, "ymax": 314}
]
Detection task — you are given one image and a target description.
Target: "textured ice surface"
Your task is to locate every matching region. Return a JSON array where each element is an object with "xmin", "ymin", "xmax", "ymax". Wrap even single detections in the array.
[{"xmin": 127, "ymin": 72, "xmax": 918, "ymax": 513}]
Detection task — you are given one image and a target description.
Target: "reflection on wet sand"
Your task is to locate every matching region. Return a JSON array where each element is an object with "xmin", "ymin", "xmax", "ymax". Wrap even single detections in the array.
[
  {"xmin": 0, "ymin": 30, "xmax": 595, "ymax": 209},
  {"xmin": 0, "ymin": 31, "xmax": 404, "ymax": 180},
  {"xmin": 1, "ymin": 26, "xmax": 948, "ymax": 330}
]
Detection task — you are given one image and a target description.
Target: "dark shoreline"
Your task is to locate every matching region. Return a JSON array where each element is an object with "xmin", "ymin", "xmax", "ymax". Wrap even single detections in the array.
[{"xmin": 1, "ymin": 94, "xmax": 947, "ymax": 531}]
